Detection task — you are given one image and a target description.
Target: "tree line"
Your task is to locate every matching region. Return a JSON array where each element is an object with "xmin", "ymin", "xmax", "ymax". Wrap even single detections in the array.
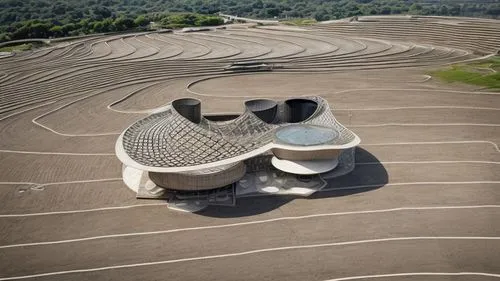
[
  {"xmin": 1, "ymin": 0, "xmax": 499, "ymax": 43},
  {"xmin": 0, "ymin": 13, "xmax": 224, "ymax": 43}
]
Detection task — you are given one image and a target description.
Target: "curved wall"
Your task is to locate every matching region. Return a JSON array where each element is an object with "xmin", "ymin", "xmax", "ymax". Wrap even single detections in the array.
[
  {"xmin": 271, "ymin": 157, "xmax": 339, "ymax": 175},
  {"xmin": 272, "ymin": 148, "xmax": 342, "ymax": 161},
  {"xmin": 245, "ymin": 99, "xmax": 278, "ymax": 123},
  {"xmin": 172, "ymin": 98, "xmax": 201, "ymax": 124},
  {"xmin": 149, "ymin": 161, "xmax": 246, "ymax": 191},
  {"xmin": 283, "ymin": 98, "xmax": 318, "ymax": 123}
]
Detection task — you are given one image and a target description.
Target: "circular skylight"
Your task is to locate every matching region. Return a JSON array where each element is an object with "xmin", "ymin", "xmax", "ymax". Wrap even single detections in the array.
[{"xmin": 275, "ymin": 124, "xmax": 339, "ymax": 146}]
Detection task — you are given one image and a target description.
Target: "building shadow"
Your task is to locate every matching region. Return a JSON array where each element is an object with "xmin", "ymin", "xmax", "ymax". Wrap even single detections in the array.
[{"xmin": 197, "ymin": 147, "xmax": 388, "ymax": 218}]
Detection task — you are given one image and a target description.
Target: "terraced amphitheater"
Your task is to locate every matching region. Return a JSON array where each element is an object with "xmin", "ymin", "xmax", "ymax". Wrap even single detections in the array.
[{"xmin": 0, "ymin": 15, "xmax": 499, "ymax": 281}]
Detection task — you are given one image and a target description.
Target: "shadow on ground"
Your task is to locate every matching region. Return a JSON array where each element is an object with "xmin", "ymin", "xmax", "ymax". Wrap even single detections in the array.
[{"xmin": 198, "ymin": 147, "xmax": 388, "ymax": 218}]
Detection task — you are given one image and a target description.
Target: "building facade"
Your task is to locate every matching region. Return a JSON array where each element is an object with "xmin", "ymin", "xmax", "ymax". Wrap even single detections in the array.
[{"xmin": 116, "ymin": 96, "xmax": 360, "ymax": 212}]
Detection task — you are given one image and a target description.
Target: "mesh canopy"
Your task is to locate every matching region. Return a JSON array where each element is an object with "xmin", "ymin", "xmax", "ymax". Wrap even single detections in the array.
[{"xmin": 121, "ymin": 96, "xmax": 358, "ymax": 168}]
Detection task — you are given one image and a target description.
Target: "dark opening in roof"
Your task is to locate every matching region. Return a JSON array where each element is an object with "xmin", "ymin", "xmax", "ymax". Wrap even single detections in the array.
[
  {"xmin": 245, "ymin": 99, "xmax": 278, "ymax": 123},
  {"xmin": 283, "ymin": 98, "xmax": 318, "ymax": 123},
  {"xmin": 172, "ymin": 98, "xmax": 201, "ymax": 124},
  {"xmin": 204, "ymin": 114, "xmax": 240, "ymax": 122}
]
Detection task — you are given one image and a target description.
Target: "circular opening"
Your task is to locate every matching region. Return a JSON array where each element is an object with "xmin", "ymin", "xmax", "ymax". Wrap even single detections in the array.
[
  {"xmin": 245, "ymin": 99, "xmax": 277, "ymax": 111},
  {"xmin": 275, "ymin": 124, "xmax": 338, "ymax": 146},
  {"xmin": 245, "ymin": 99, "xmax": 277, "ymax": 123},
  {"xmin": 172, "ymin": 98, "xmax": 200, "ymax": 107},
  {"xmin": 284, "ymin": 98, "xmax": 318, "ymax": 123},
  {"xmin": 172, "ymin": 98, "xmax": 201, "ymax": 124}
]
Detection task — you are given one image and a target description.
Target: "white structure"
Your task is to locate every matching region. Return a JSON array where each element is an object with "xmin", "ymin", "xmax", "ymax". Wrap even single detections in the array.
[{"xmin": 116, "ymin": 96, "xmax": 360, "ymax": 212}]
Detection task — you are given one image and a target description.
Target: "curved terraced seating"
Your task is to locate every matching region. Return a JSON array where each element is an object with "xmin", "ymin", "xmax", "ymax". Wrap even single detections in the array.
[
  {"xmin": 1, "ymin": 15, "xmax": 499, "ymax": 278},
  {"xmin": 1, "ymin": 16, "xmax": 498, "ymax": 119},
  {"xmin": 313, "ymin": 16, "xmax": 500, "ymax": 55}
]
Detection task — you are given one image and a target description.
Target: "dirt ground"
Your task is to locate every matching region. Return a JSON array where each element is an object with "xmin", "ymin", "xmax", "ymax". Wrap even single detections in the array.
[{"xmin": 0, "ymin": 16, "xmax": 499, "ymax": 281}]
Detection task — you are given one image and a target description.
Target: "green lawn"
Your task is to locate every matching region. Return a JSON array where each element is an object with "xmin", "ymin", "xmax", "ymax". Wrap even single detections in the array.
[
  {"xmin": 430, "ymin": 56, "xmax": 500, "ymax": 89},
  {"xmin": 0, "ymin": 43, "xmax": 33, "ymax": 52}
]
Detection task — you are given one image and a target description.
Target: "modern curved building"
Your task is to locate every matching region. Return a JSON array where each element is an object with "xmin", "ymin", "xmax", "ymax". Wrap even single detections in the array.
[{"xmin": 116, "ymin": 96, "xmax": 360, "ymax": 212}]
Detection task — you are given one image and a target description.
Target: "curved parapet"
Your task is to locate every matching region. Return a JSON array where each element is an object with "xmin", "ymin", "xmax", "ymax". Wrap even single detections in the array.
[
  {"xmin": 115, "ymin": 96, "xmax": 360, "ymax": 180},
  {"xmin": 272, "ymin": 148, "xmax": 342, "ymax": 161},
  {"xmin": 274, "ymin": 124, "xmax": 338, "ymax": 146},
  {"xmin": 271, "ymin": 157, "xmax": 339, "ymax": 175},
  {"xmin": 245, "ymin": 99, "xmax": 278, "ymax": 123},
  {"xmin": 172, "ymin": 98, "xmax": 201, "ymax": 124},
  {"xmin": 272, "ymin": 124, "xmax": 343, "ymax": 161}
]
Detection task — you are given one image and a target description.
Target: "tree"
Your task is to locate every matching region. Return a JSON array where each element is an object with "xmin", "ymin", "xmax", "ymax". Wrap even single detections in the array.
[
  {"xmin": 102, "ymin": 18, "xmax": 115, "ymax": 32},
  {"xmin": 114, "ymin": 16, "xmax": 135, "ymax": 31},
  {"xmin": 134, "ymin": 15, "xmax": 149, "ymax": 27},
  {"xmin": 252, "ymin": 0, "xmax": 263, "ymax": 9},
  {"xmin": 49, "ymin": 25, "xmax": 64, "ymax": 37},
  {"xmin": 52, "ymin": 2, "xmax": 67, "ymax": 15},
  {"xmin": 78, "ymin": 18, "xmax": 92, "ymax": 33},
  {"xmin": 92, "ymin": 6, "xmax": 112, "ymax": 20},
  {"xmin": 196, "ymin": 15, "xmax": 223, "ymax": 26},
  {"xmin": 92, "ymin": 21, "xmax": 104, "ymax": 32},
  {"xmin": 2, "ymin": 0, "xmax": 499, "ymax": 43},
  {"xmin": 486, "ymin": 5, "xmax": 500, "ymax": 18},
  {"xmin": 409, "ymin": 3, "xmax": 423, "ymax": 14},
  {"xmin": 29, "ymin": 22, "xmax": 51, "ymax": 38},
  {"xmin": 380, "ymin": 6, "xmax": 391, "ymax": 15},
  {"xmin": 61, "ymin": 23, "xmax": 76, "ymax": 34},
  {"xmin": 439, "ymin": 5, "xmax": 449, "ymax": 16},
  {"xmin": 313, "ymin": 9, "xmax": 330, "ymax": 21},
  {"xmin": 0, "ymin": 32, "xmax": 11, "ymax": 42}
]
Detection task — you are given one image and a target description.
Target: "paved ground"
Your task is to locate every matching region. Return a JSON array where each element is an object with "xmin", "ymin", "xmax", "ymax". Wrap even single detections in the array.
[{"xmin": 0, "ymin": 16, "xmax": 499, "ymax": 281}]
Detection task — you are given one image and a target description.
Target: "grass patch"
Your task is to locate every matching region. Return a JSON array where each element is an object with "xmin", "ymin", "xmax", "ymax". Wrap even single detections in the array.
[
  {"xmin": 469, "ymin": 55, "xmax": 500, "ymax": 72},
  {"xmin": 430, "ymin": 56, "xmax": 500, "ymax": 89},
  {"xmin": 280, "ymin": 18, "xmax": 317, "ymax": 26},
  {"xmin": 0, "ymin": 43, "xmax": 33, "ymax": 52}
]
